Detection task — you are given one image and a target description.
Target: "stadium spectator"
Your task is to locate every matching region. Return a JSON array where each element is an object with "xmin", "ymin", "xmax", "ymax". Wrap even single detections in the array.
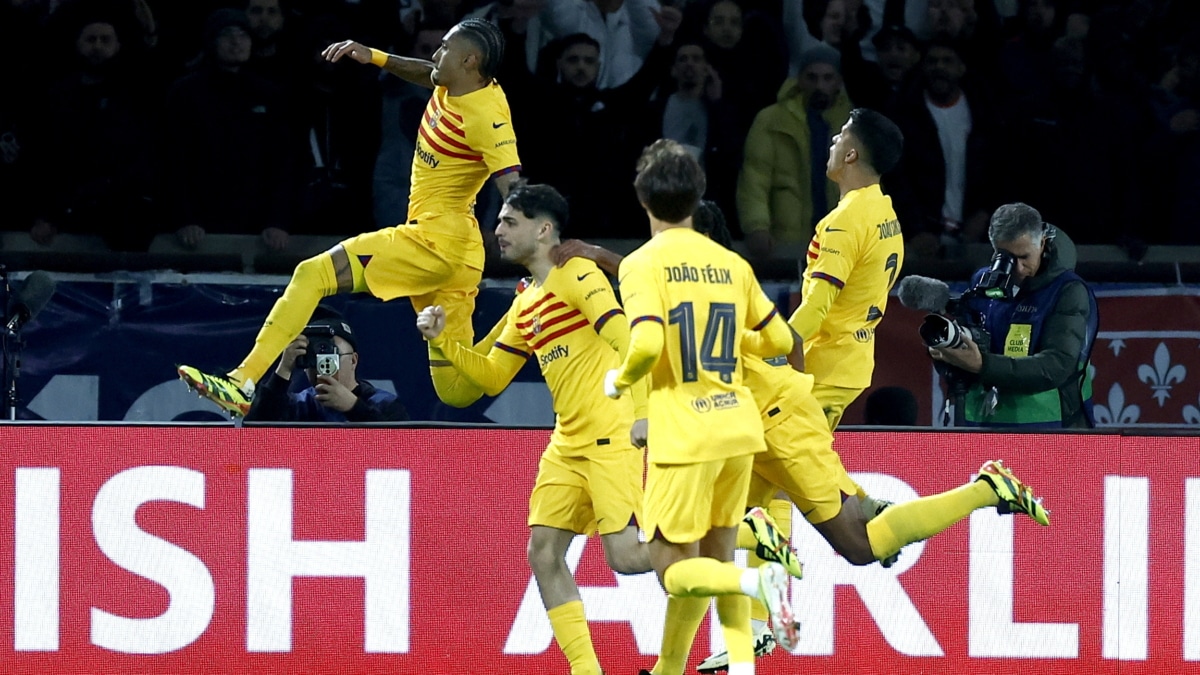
[
  {"xmin": 841, "ymin": 22, "xmax": 921, "ymax": 111},
  {"xmin": 1005, "ymin": 33, "xmax": 1144, "ymax": 247},
  {"xmin": 521, "ymin": 21, "xmax": 680, "ymax": 238},
  {"xmin": 697, "ymin": 0, "xmax": 789, "ymax": 147},
  {"xmin": 536, "ymin": 0, "xmax": 664, "ymax": 89},
  {"xmin": 160, "ymin": 8, "xmax": 301, "ymax": 251},
  {"xmin": 242, "ymin": 0, "xmax": 296, "ymax": 89},
  {"xmin": 639, "ymin": 41, "xmax": 742, "ymax": 228},
  {"xmin": 28, "ymin": 14, "xmax": 158, "ymax": 251},
  {"xmin": 738, "ymin": 44, "xmax": 851, "ymax": 259},
  {"xmin": 885, "ymin": 37, "xmax": 1008, "ymax": 259},
  {"xmin": 291, "ymin": 12, "xmax": 382, "ymax": 236},
  {"xmin": 1148, "ymin": 28, "xmax": 1200, "ymax": 245}
]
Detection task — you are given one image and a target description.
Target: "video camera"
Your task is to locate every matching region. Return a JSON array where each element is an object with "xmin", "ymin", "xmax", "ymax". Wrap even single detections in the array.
[
  {"xmin": 294, "ymin": 324, "xmax": 342, "ymax": 376},
  {"xmin": 898, "ymin": 250, "xmax": 1022, "ymax": 425},
  {"xmin": 899, "ymin": 249, "xmax": 1021, "ymax": 351}
]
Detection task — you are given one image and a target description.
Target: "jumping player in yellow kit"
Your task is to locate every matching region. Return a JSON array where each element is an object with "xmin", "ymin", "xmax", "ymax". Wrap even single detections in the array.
[{"xmin": 178, "ymin": 18, "xmax": 521, "ymax": 415}]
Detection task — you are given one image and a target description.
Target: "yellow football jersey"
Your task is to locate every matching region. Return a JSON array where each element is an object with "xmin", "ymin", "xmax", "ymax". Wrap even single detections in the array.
[
  {"xmin": 496, "ymin": 259, "xmax": 635, "ymax": 455},
  {"xmin": 791, "ymin": 184, "xmax": 903, "ymax": 389},
  {"xmin": 409, "ymin": 82, "xmax": 521, "ymax": 225},
  {"xmin": 617, "ymin": 228, "xmax": 789, "ymax": 464}
]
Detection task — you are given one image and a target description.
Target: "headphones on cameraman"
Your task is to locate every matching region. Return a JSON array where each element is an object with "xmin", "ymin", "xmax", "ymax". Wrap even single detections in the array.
[{"xmin": 1041, "ymin": 222, "xmax": 1057, "ymax": 259}]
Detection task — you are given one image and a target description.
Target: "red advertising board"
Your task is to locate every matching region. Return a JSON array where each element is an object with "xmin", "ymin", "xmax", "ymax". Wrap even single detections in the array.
[{"xmin": 1, "ymin": 426, "xmax": 1198, "ymax": 674}]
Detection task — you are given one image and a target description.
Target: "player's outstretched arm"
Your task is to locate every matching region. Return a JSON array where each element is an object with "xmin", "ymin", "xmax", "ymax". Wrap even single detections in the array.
[
  {"xmin": 418, "ymin": 306, "xmax": 525, "ymax": 397},
  {"xmin": 322, "ymin": 39, "xmax": 434, "ymax": 89}
]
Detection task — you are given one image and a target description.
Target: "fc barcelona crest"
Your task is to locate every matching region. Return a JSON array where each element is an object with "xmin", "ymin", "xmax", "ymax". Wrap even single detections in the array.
[{"xmin": 532, "ymin": 315, "xmax": 542, "ymax": 335}]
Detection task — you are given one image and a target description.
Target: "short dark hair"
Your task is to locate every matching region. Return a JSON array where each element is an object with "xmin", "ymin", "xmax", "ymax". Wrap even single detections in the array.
[
  {"xmin": 504, "ymin": 181, "xmax": 570, "ymax": 236},
  {"xmin": 847, "ymin": 108, "xmax": 904, "ymax": 175},
  {"xmin": 455, "ymin": 18, "xmax": 505, "ymax": 80},
  {"xmin": 633, "ymin": 139, "xmax": 706, "ymax": 224},
  {"xmin": 693, "ymin": 200, "xmax": 733, "ymax": 250},
  {"xmin": 557, "ymin": 32, "xmax": 600, "ymax": 56}
]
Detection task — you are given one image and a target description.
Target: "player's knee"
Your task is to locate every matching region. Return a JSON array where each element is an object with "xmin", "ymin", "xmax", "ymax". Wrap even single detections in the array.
[
  {"xmin": 604, "ymin": 547, "xmax": 642, "ymax": 575},
  {"xmin": 291, "ymin": 254, "xmax": 336, "ymax": 295},
  {"xmin": 526, "ymin": 534, "xmax": 564, "ymax": 573}
]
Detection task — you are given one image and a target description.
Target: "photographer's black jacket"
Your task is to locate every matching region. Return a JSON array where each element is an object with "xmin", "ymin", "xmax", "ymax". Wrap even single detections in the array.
[
  {"xmin": 245, "ymin": 372, "xmax": 408, "ymax": 423},
  {"xmin": 971, "ymin": 228, "xmax": 1097, "ymax": 428}
]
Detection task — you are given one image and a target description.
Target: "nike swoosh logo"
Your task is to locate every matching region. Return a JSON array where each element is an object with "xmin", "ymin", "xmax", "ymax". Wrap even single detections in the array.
[
  {"xmin": 577, "ymin": 272, "xmax": 593, "ymax": 281},
  {"xmin": 492, "ymin": 121, "xmax": 508, "ymax": 128},
  {"xmin": 825, "ymin": 227, "xmax": 846, "ymax": 233}
]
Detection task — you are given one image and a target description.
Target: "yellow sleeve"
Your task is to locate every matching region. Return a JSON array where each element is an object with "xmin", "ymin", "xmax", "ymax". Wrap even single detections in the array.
[
  {"xmin": 614, "ymin": 319, "xmax": 663, "ymax": 391},
  {"xmin": 472, "ymin": 312, "xmax": 508, "ymax": 352},
  {"xmin": 430, "ymin": 307, "xmax": 528, "ymax": 396},
  {"xmin": 787, "ymin": 277, "xmax": 841, "ymax": 341},
  {"xmin": 612, "ymin": 256, "xmax": 664, "ymax": 390},
  {"xmin": 745, "ymin": 277, "xmax": 794, "ymax": 357},
  {"xmin": 463, "ymin": 83, "xmax": 521, "ymax": 176},
  {"xmin": 789, "ymin": 216, "xmax": 858, "ymax": 339}
]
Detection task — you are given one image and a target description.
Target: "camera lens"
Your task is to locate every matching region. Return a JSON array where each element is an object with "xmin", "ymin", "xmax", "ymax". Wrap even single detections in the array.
[{"xmin": 920, "ymin": 314, "xmax": 963, "ymax": 349}]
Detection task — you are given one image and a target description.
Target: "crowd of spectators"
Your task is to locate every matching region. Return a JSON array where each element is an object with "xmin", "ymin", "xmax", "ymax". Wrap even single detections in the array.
[{"xmin": 1, "ymin": 0, "xmax": 1198, "ymax": 262}]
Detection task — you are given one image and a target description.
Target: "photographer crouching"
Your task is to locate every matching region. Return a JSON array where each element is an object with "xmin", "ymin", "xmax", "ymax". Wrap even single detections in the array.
[
  {"xmin": 245, "ymin": 308, "xmax": 408, "ymax": 422},
  {"xmin": 928, "ymin": 203, "xmax": 1098, "ymax": 428}
]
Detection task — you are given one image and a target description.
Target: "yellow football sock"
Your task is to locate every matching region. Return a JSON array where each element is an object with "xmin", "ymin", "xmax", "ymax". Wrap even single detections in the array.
[
  {"xmin": 768, "ymin": 498, "xmax": 793, "ymax": 541},
  {"xmin": 736, "ymin": 521, "xmax": 757, "ymax": 550},
  {"xmin": 231, "ymin": 252, "xmax": 347, "ymax": 386},
  {"xmin": 546, "ymin": 601, "xmax": 601, "ymax": 675},
  {"xmin": 663, "ymin": 558, "xmax": 743, "ymax": 597},
  {"xmin": 651, "ymin": 594, "xmax": 708, "ymax": 675},
  {"xmin": 715, "ymin": 595, "xmax": 753, "ymax": 667},
  {"xmin": 867, "ymin": 481, "xmax": 996, "ymax": 561}
]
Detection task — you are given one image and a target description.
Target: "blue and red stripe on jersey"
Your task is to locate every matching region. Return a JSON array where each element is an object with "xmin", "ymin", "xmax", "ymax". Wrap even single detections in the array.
[{"xmin": 812, "ymin": 272, "xmax": 845, "ymax": 289}]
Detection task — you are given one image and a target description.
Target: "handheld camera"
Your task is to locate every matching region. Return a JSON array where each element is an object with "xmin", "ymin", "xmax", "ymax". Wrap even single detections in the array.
[{"xmin": 295, "ymin": 324, "xmax": 341, "ymax": 376}]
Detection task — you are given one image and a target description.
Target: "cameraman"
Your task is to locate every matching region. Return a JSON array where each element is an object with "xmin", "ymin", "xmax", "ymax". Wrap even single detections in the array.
[
  {"xmin": 245, "ymin": 311, "xmax": 408, "ymax": 422},
  {"xmin": 929, "ymin": 203, "xmax": 1098, "ymax": 428}
]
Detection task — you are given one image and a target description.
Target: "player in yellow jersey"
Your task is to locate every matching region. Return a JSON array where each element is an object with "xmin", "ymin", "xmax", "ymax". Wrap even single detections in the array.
[
  {"xmin": 789, "ymin": 108, "xmax": 906, "ymax": 431},
  {"xmin": 178, "ymin": 18, "xmax": 521, "ymax": 416},
  {"xmin": 557, "ymin": 202, "xmax": 1050, "ymax": 674},
  {"xmin": 415, "ymin": 183, "xmax": 651, "ymax": 675},
  {"xmin": 606, "ymin": 141, "xmax": 798, "ymax": 675}
]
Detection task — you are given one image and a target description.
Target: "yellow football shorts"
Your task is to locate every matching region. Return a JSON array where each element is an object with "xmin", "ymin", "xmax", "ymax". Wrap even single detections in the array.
[
  {"xmin": 341, "ymin": 218, "xmax": 482, "ymax": 344},
  {"xmin": 748, "ymin": 391, "xmax": 860, "ymax": 525},
  {"xmin": 527, "ymin": 442, "xmax": 644, "ymax": 536},
  {"xmin": 644, "ymin": 454, "xmax": 754, "ymax": 544},
  {"xmin": 809, "ymin": 382, "xmax": 865, "ymax": 430}
]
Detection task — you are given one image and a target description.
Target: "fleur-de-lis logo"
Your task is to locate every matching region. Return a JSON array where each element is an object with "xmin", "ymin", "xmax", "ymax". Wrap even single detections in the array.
[
  {"xmin": 1094, "ymin": 383, "xmax": 1140, "ymax": 426},
  {"xmin": 1137, "ymin": 342, "xmax": 1186, "ymax": 407},
  {"xmin": 1184, "ymin": 393, "xmax": 1200, "ymax": 425}
]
